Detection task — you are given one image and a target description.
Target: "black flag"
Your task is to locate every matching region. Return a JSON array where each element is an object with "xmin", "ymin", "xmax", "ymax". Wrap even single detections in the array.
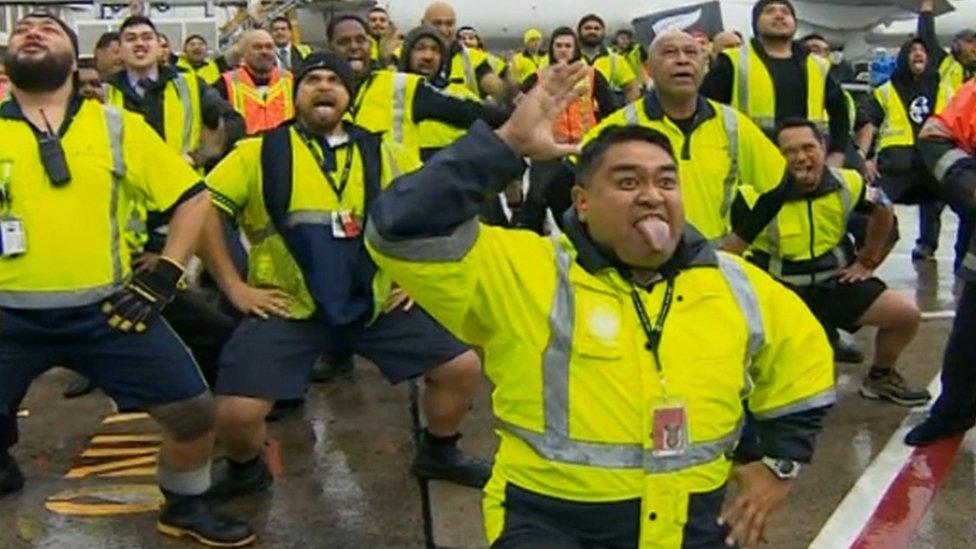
[{"xmin": 632, "ymin": 1, "xmax": 724, "ymax": 47}]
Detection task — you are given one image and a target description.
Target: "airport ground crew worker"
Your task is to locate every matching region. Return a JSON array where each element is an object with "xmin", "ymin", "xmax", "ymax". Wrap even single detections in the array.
[
  {"xmin": 215, "ymin": 29, "xmax": 294, "ymax": 136},
  {"xmin": 578, "ymin": 14, "xmax": 641, "ymax": 105},
  {"xmin": 176, "ymin": 34, "xmax": 224, "ymax": 86},
  {"xmin": 701, "ymin": 0, "xmax": 851, "ymax": 166},
  {"xmin": 915, "ymin": 0, "xmax": 976, "ymax": 94},
  {"xmin": 328, "ymin": 15, "xmax": 502, "ymax": 167},
  {"xmin": 366, "ymin": 5, "xmax": 395, "ymax": 64},
  {"xmin": 511, "ymin": 28, "xmax": 548, "ymax": 85},
  {"xmin": 366, "ymin": 61, "xmax": 834, "ymax": 548},
  {"xmin": 613, "ymin": 28, "xmax": 649, "ymax": 87},
  {"xmin": 270, "ymin": 15, "xmax": 312, "ymax": 71},
  {"xmin": 0, "ymin": 13, "xmax": 253, "ymax": 546},
  {"xmin": 456, "ymin": 26, "xmax": 507, "ymax": 78},
  {"xmin": 859, "ymin": 14, "xmax": 973, "ymax": 270},
  {"xmin": 422, "ymin": 1, "xmax": 509, "ymax": 102},
  {"xmin": 199, "ymin": 53, "xmax": 492, "ymax": 493},
  {"xmin": 94, "ymin": 31, "xmax": 123, "ymax": 80},
  {"xmin": 905, "ymin": 79, "xmax": 976, "ymax": 445},
  {"xmin": 744, "ymin": 119, "xmax": 930, "ymax": 406}
]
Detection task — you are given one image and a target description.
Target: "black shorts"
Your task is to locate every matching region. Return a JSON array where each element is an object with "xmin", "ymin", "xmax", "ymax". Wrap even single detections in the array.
[
  {"xmin": 0, "ymin": 304, "xmax": 208, "ymax": 413},
  {"xmin": 791, "ymin": 277, "xmax": 887, "ymax": 334},
  {"xmin": 215, "ymin": 306, "xmax": 469, "ymax": 400}
]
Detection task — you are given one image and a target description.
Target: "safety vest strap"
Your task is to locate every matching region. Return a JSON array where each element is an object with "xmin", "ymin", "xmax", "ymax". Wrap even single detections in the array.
[
  {"xmin": 500, "ymin": 236, "xmax": 761, "ymax": 471},
  {"xmin": 171, "ymin": 73, "xmax": 194, "ymax": 154},
  {"xmin": 104, "ymin": 105, "xmax": 127, "ymax": 180},
  {"xmin": 737, "ymin": 45, "xmax": 750, "ymax": 115},
  {"xmin": 392, "ymin": 72, "xmax": 408, "ymax": 144},
  {"xmin": 622, "ymin": 102, "xmax": 640, "ymax": 126},
  {"xmin": 0, "ymin": 284, "xmax": 121, "ymax": 309},
  {"xmin": 719, "ymin": 106, "xmax": 739, "ymax": 221},
  {"xmin": 461, "ymin": 48, "xmax": 478, "ymax": 93}
]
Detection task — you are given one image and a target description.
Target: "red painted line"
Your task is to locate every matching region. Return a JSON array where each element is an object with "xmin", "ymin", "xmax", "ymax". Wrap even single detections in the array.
[
  {"xmin": 851, "ymin": 434, "xmax": 965, "ymax": 549},
  {"xmin": 264, "ymin": 438, "xmax": 284, "ymax": 477}
]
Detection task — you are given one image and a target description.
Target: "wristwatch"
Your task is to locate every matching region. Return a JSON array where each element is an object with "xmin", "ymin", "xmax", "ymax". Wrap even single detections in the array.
[{"xmin": 761, "ymin": 456, "xmax": 801, "ymax": 480}]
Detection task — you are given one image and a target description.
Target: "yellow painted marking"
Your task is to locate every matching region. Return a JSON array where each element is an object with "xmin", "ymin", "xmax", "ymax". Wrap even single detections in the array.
[
  {"xmin": 90, "ymin": 434, "xmax": 162, "ymax": 444},
  {"xmin": 81, "ymin": 447, "xmax": 159, "ymax": 458},
  {"xmin": 65, "ymin": 455, "xmax": 157, "ymax": 479},
  {"xmin": 46, "ymin": 484, "xmax": 163, "ymax": 516},
  {"xmin": 98, "ymin": 467, "xmax": 157, "ymax": 478},
  {"xmin": 101, "ymin": 412, "xmax": 151, "ymax": 425}
]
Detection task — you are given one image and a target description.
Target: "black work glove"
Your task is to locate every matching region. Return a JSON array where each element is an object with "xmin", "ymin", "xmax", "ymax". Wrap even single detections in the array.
[{"xmin": 101, "ymin": 256, "xmax": 185, "ymax": 333}]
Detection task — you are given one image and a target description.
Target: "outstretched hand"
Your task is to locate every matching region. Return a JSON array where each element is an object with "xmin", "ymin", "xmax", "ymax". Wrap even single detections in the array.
[{"xmin": 495, "ymin": 61, "xmax": 589, "ymax": 160}]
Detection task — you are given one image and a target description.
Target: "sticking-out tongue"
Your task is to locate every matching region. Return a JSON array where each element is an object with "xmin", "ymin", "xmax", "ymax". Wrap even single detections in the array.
[{"xmin": 635, "ymin": 217, "xmax": 671, "ymax": 251}]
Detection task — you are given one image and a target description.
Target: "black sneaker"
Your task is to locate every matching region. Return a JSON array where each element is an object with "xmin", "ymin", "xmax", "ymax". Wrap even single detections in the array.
[
  {"xmin": 157, "ymin": 490, "xmax": 255, "ymax": 547},
  {"xmin": 904, "ymin": 416, "xmax": 975, "ymax": 446},
  {"xmin": 911, "ymin": 245, "xmax": 936, "ymax": 262},
  {"xmin": 207, "ymin": 458, "xmax": 273, "ymax": 501},
  {"xmin": 859, "ymin": 369, "xmax": 932, "ymax": 407},
  {"xmin": 308, "ymin": 355, "xmax": 354, "ymax": 383},
  {"xmin": 832, "ymin": 338, "xmax": 864, "ymax": 364},
  {"xmin": 411, "ymin": 433, "xmax": 492, "ymax": 489},
  {"xmin": 0, "ymin": 452, "xmax": 24, "ymax": 496}
]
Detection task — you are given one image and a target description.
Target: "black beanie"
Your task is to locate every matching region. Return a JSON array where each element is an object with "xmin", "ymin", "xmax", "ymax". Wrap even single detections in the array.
[
  {"xmin": 22, "ymin": 12, "xmax": 79, "ymax": 59},
  {"xmin": 293, "ymin": 52, "xmax": 357, "ymax": 98},
  {"xmin": 577, "ymin": 14, "xmax": 605, "ymax": 34},
  {"xmin": 751, "ymin": 0, "xmax": 796, "ymax": 33}
]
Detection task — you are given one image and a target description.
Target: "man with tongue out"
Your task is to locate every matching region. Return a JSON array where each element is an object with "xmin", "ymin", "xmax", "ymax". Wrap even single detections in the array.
[{"xmin": 366, "ymin": 61, "xmax": 834, "ymax": 548}]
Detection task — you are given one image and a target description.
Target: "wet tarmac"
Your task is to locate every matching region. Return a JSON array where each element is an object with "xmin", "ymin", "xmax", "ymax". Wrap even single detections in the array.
[{"xmin": 0, "ymin": 206, "xmax": 973, "ymax": 548}]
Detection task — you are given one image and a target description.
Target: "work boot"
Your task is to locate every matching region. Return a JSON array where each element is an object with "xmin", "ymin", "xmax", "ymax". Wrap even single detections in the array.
[
  {"xmin": 157, "ymin": 489, "xmax": 255, "ymax": 547},
  {"xmin": 63, "ymin": 375, "xmax": 95, "ymax": 399},
  {"xmin": 904, "ymin": 416, "xmax": 975, "ymax": 446},
  {"xmin": 0, "ymin": 452, "xmax": 24, "ymax": 496},
  {"xmin": 832, "ymin": 337, "xmax": 864, "ymax": 364},
  {"xmin": 911, "ymin": 244, "xmax": 936, "ymax": 262},
  {"xmin": 207, "ymin": 457, "xmax": 273, "ymax": 501},
  {"xmin": 308, "ymin": 354, "xmax": 354, "ymax": 383},
  {"xmin": 859, "ymin": 369, "xmax": 932, "ymax": 407},
  {"xmin": 411, "ymin": 430, "xmax": 492, "ymax": 489}
]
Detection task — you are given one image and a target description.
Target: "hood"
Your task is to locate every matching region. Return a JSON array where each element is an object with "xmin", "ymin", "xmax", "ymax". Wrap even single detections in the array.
[
  {"xmin": 398, "ymin": 25, "xmax": 447, "ymax": 77},
  {"xmin": 890, "ymin": 37, "xmax": 937, "ymax": 85}
]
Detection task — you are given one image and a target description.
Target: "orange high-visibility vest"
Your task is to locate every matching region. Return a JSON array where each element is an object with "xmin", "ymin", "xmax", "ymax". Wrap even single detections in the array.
[
  {"xmin": 223, "ymin": 67, "xmax": 294, "ymax": 135},
  {"xmin": 548, "ymin": 67, "xmax": 598, "ymax": 144}
]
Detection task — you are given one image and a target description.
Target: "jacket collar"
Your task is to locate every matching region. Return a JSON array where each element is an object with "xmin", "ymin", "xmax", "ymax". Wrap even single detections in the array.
[
  {"xmin": 749, "ymin": 37, "xmax": 808, "ymax": 65},
  {"xmin": 789, "ymin": 166, "xmax": 844, "ymax": 201},
  {"xmin": 0, "ymin": 92, "xmax": 84, "ymax": 135},
  {"xmin": 641, "ymin": 90, "xmax": 716, "ymax": 124},
  {"xmin": 561, "ymin": 207, "xmax": 718, "ymax": 284},
  {"xmin": 112, "ymin": 64, "xmax": 183, "ymax": 100}
]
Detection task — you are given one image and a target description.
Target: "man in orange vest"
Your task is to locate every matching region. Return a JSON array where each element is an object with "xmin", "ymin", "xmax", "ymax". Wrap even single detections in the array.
[{"xmin": 216, "ymin": 29, "xmax": 294, "ymax": 135}]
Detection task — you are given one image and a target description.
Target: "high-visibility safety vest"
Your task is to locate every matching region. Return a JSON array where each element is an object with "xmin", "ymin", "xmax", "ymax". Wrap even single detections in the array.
[
  {"xmin": 938, "ymin": 55, "xmax": 969, "ymax": 95},
  {"xmin": 615, "ymin": 44, "xmax": 647, "ymax": 85},
  {"xmin": 449, "ymin": 45, "xmax": 490, "ymax": 97},
  {"xmin": 176, "ymin": 56, "xmax": 221, "ymax": 85},
  {"xmin": 105, "ymin": 71, "xmax": 203, "ymax": 156},
  {"xmin": 485, "ymin": 51, "xmax": 506, "ymax": 76},
  {"xmin": 223, "ymin": 67, "xmax": 295, "ymax": 135},
  {"xmin": 750, "ymin": 167, "xmax": 864, "ymax": 286},
  {"xmin": 873, "ymin": 81, "xmax": 953, "ymax": 151},
  {"xmin": 418, "ymin": 82, "xmax": 481, "ymax": 154},
  {"xmin": 0, "ymin": 99, "xmax": 202, "ymax": 309},
  {"xmin": 583, "ymin": 93, "xmax": 788, "ymax": 241},
  {"xmin": 366, "ymin": 209, "xmax": 835, "ymax": 548},
  {"xmin": 512, "ymin": 51, "xmax": 548, "ymax": 83},
  {"xmin": 207, "ymin": 123, "xmax": 416, "ymax": 322},
  {"xmin": 347, "ymin": 70, "xmax": 424, "ymax": 168},
  {"xmin": 585, "ymin": 48, "xmax": 637, "ymax": 92},
  {"xmin": 723, "ymin": 42, "xmax": 830, "ymax": 133},
  {"xmin": 551, "ymin": 67, "xmax": 598, "ymax": 144}
]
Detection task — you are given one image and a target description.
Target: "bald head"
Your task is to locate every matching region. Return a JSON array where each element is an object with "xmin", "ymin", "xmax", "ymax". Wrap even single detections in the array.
[
  {"xmin": 423, "ymin": 2, "xmax": 457, "ymax": 41},
  {"xmin": 241, "ymin": 28, "xmax": 277, "ymax": 75},
  {"xmin": 648, "ymin": 30, "xmax": 703, "ymax": 99}
]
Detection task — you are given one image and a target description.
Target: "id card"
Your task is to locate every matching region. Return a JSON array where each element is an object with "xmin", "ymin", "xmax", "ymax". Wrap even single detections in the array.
[
  {"xmin": 331, "ymin": 210, "xmax": 362, "ymax": 239},
  {"xmin": 651, "ymin": 397, "xmax": 688, "ymax": 456},
  {"xmin": 0, "ymin": 217, "xmax": 26, "ymax": 257}
]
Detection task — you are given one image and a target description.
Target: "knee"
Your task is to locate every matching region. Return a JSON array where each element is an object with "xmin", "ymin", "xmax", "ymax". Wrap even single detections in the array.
[
  {"xmin": 885, "ymin": 292, "xmax": 921, "ymax": 331},
  {"xmin": 150, "ymin": 392, "xmax": 217, "ymax": 442},
  {"xmin": 426, "ymin": 350, "xmax": 483, "ymax": 390},
  {"xmin": 216, "ymin": 396, "xmax": 271, "ymax": 430}
]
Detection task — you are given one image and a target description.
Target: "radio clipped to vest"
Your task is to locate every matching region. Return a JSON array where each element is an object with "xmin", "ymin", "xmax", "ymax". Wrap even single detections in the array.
[{"xmin": 0, "ymin": 159, "xmax": 25, "ymax": 257}]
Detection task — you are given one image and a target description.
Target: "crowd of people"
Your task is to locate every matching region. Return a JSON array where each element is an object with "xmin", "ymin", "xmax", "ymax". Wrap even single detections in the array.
[{"xmin": 1, "ymin": 0, "xmax": 976, "ymax": 546}]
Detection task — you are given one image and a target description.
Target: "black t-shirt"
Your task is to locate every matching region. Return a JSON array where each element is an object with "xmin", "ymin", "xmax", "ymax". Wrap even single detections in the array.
[{"xmin": 765, "ymin": 57, "xmax": 806, "ymax": 121}]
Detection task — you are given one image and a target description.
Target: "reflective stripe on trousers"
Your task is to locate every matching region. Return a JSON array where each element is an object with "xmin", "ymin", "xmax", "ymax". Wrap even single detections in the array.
[{"xmin": 500, "ymin": 236, "xmax": 764, "ymax": 472}]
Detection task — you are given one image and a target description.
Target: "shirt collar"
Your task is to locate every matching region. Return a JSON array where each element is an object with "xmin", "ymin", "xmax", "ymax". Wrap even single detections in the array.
[
  {"xmin": 0, "ymin": 92, "xmax": 85, "ymax": 135},
  {"xmin": 126, "ymin": 66, "xmax": 160, "ymax": 88}
]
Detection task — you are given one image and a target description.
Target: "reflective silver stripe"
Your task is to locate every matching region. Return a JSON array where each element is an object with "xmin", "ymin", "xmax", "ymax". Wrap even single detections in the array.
[
  {"xmin": 104, "ymin": 106, "xmax": 126, "ymax": 284},
  {"xmin": 172, "ymin": 74, "xmax": 194, "ymax": 154},
  {"xmin": 364, "ymin": 216, "xmax": 479, "ymax": 262},
  {"xmin": 716, "ymin": 254, "xmax": 765, "ymax": 360},
  {"xmin": 105, "ymin": 106, "xmax": 126, "ymax": 179},
  {"xmin": 767, "ymin": 215, "xmax": 783, "ymax": 278},
  {"xmin": 779, "ymin": 269, "xmax": 841, "ymax": 286},
  {"xmin": 720, "ymin": 106, "xmax": 739, "ymax": 220},
  {"xmin": 0, "ymin": 284, "xmax": 121, "ymax": 309},
  {"xmin": 382, "ymin": 141, "xmax": 402, "ymax": 179},
  {"xmin": 461, "ymin": 48, "xmax": 477, "ymax": 92},
  {"xmin": 543, "ymin": 236, "xmax": 575, "ymax": 442},
  {"xmin": 752, "ymin": 387, "xmax": 837, "ymax": 420},
  {"xmin": 392, "ymin": 72, "xmax": 407, "ymax": 144},
  {"xmin": 737, "ymin": 45, "xmax": 749, "ymax": 114},
  {"xmin": 286, "ymin": 210, "xmax": 333, "ymax": 227},
  {"xmin": 126, "ymin": 215, "xmax": 146, "ymax": 234},
  {"xmin": 933, "ymin": 148, "xmax": 970, "ymax": 182},
  {"xmin": 622, "ymin": 103, "xmax": 639, "ymax": 126},
  {"xmin": 609, "ymin": 52, "xmax": 617, "ymax": 87}
]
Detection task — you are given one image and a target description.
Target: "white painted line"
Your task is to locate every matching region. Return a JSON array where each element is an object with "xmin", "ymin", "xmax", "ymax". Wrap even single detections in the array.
[
  {"xmin": 809, "ymin": 375, "xmax": 942, "ymax": 549},
  {"xmin": 921, "ymin": 310, "xmax": 956, "ymax": 321},
  {"xmin": 886, "ymin": 253, "xmax": 954, "ymax": 262}
]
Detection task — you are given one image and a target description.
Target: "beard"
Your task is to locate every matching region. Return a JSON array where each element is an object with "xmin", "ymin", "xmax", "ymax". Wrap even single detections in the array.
[{"xmin": 6, "ymin": 50, "xmax": 74, "ymax": 93}]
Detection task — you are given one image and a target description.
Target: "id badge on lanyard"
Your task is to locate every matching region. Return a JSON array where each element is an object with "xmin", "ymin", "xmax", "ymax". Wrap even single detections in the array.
[{"xmin": 0, "ymin": 159, "xmax": 26, "ymax": 258}]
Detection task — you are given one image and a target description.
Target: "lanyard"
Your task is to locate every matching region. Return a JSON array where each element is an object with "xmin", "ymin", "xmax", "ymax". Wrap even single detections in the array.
[
  {"xmin": 630, "ymin": 278, "xmax": 676, "ymax": 399},
  {"xmin": 301, "ymin": 133, "xmax": 356, "ymax": 204},
  {"xmin": 348, "ymin": 73, "xmax": 377, "ymax": 121}
]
